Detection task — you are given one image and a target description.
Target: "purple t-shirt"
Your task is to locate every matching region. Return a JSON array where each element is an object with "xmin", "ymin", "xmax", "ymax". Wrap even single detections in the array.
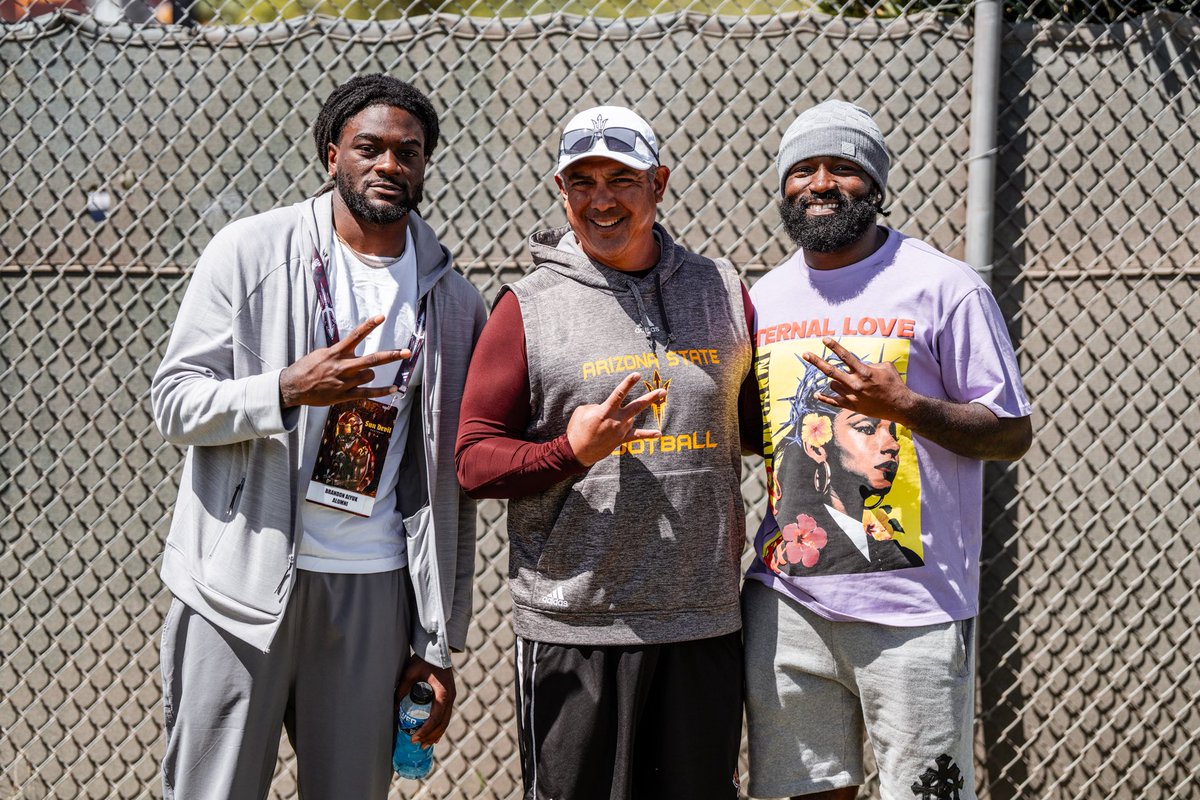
[{"xmin": 746, "ymin": 228, "xmax": 1031, "ymax": 626}]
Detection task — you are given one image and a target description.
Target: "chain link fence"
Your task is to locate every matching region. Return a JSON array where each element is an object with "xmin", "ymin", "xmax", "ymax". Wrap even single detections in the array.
[{"xmin": 1, "ymin": 1, "xmax": 1197, "ymax": 798}]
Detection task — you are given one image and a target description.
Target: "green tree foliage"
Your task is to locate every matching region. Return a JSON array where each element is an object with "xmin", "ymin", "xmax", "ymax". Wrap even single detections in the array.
[
  {"xmin": 193, "ymin": 0, "xmax": 960, "ymax": 24},
  {"xmin": 192, "ymin": 0, "xmax": 1198, "ymax": 27},
  {"xmin": 1005, "ymin": 0, "xmax": 1198, "ymax": 22}
]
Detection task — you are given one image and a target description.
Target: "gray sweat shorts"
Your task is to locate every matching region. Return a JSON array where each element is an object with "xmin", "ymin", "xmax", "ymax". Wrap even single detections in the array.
[{"xmin": 742, "ymin": 579, "xmax": 976, "ymax": 800}]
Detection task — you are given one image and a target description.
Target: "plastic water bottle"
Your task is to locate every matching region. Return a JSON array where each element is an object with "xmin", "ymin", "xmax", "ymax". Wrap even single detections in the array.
[{"xmin": 392, "ymin": 681, "xmax": 434, "ymax": 779}]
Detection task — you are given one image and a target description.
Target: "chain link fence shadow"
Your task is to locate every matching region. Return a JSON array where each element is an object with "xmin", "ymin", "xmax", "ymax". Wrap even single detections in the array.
[{"xmin": 2, "ymin": 2, "xmax": 1198, "ymax": 798}]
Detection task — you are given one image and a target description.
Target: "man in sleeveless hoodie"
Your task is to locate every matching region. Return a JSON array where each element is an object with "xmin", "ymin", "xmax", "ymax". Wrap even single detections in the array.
[
  {"xmin": 151, "ymin": 75, "xmax": 486, "ymax": 799},
  {"xmin": 456, "ymin": 105, "xmax": 761, "ymax": 799},
  {"xmin": 742, "ymin": 100, "xmax": 1033, "ymax": 800}
]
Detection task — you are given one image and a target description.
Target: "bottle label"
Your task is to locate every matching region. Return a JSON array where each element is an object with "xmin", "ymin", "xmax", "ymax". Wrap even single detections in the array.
[{"xmin": 399, "ymin": 708, "xmax": 430, "ymax": 730}]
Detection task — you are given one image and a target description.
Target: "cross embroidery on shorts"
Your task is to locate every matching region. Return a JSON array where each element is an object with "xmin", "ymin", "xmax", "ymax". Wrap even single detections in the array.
[{"xmin": 911, "ymin": 754, "xmax": 965, "ymax": 800}]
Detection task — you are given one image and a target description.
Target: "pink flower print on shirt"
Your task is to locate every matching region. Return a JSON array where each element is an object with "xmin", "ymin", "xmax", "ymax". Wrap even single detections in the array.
[
  {"xmin": 779, "ymin": 513, "xmax": 828, "ymax": 568},
  {"xmin": 800, "ymin": 413, "xmax": 832, "ymax": 448}
]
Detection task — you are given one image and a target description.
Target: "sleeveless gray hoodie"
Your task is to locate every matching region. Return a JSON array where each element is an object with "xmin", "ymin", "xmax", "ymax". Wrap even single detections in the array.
[{"xmin": 505, "ymin": 224, "xmax": 751, "ymax": 646}]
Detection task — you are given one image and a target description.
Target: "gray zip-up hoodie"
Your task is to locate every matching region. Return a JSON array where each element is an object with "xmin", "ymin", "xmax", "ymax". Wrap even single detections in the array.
[
  {"xmin": 151, "ymin": 191, "xmax": 486, "ymax": 664},
  {"xmin": 504, "ymin": 225, "xmax": 751, "ymax": 646}
]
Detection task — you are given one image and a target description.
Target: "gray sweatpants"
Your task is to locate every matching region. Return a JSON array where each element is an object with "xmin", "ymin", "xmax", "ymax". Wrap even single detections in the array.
[{"xmin": 160, "ymin": 569, "xmax": 411, "ymax": 800}]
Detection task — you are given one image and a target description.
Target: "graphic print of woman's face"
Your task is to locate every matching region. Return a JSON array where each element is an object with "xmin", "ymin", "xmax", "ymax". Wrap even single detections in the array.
[{"xmin": 828, "ymin": 410, "xmax": 899, "ymax": 494}]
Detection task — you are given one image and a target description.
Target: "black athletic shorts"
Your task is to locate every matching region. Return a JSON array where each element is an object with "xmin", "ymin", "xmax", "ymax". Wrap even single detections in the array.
[{"xmin": 515, "ymin": 631, "xmax": 743, "ymax": 800}]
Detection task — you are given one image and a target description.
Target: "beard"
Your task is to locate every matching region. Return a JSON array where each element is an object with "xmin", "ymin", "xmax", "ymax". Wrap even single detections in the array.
[
  {"xmin": 779, "ymin": 190, "xmax": 879, "ymax": 253},
  {"xmin": 337, "ymin": 170, "xmax": 423, "ymax": 225}
]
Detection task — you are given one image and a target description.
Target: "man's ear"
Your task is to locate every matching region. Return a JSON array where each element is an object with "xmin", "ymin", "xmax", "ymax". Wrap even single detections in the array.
[
  {"xmin": 652, "ymin": 165, "xmax": 670, "ymax": 202},
  {"xmin": 555, "ymin": 174, "xmax": 568, "ymax": 202},
  {"xmin": 868, "ymin": 179, "xmax": 885, "ymax": 209},
  {"xmin": 327, "ymin": 142, "xmax": 339, "ymax": 178}
]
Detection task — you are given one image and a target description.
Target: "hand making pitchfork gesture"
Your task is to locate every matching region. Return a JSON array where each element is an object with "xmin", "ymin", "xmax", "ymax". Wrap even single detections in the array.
[
  {"xmin": 802, "ymin": 336, "xmax": 915, "ymax": 425},
  {"xmin": 280, "ymin": 315, "xmax": 412, "ymax": 408},
  {"xmin": 566, "ymin": 372, "xmax": 668, "ymax": 466}
]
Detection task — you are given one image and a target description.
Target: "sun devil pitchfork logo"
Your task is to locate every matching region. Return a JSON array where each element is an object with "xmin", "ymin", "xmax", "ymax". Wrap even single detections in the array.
[
  {"xmin": 642, "ymin": 369, "xmax": 671, "ymax": 429},
  {"xmin": 611, "ymin": 365, "xmax": 715, "ymax": 457}
]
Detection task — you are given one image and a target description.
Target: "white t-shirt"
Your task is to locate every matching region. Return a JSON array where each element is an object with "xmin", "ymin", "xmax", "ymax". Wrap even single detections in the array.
[{"xmin": 297, "ymin": 230, "xmax": 421, "ymax": 573}]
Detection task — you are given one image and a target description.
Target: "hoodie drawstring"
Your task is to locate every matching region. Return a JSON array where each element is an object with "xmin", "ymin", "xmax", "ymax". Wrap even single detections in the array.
[
  {"xmin": 627, "ymin": 274, "xmax": 675, "ymax": 353},
  {"xmin": 654, "ymin": 272, "xmax": 675, "ymax": 348}
]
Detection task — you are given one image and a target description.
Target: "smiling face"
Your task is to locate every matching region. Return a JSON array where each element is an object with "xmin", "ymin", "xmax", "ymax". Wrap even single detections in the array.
[
  {"xmin": 779, "ymin": 155, "xmax": 880, "ymax": 256},
  {"xmin": 328, "ymin": 104, "xmax": 427, "ymax": 227},
  {"xmin": 829, "ymin": 410, "xmax": 900, "ymax": 494},
  {"xmin": 555, "ymin": 157, "xmax": 668, "ymax": 272}
]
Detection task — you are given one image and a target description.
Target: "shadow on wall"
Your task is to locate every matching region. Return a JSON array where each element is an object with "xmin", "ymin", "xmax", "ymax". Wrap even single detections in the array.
[{"xmin": 980, "ymin": 10, "xmax": 1200, "ymax": 799}]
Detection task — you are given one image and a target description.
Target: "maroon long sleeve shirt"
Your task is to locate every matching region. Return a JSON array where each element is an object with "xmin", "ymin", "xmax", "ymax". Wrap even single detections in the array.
[{"xmin": 455, "ymin": 284, "xmax": 763, "ymax": 499}]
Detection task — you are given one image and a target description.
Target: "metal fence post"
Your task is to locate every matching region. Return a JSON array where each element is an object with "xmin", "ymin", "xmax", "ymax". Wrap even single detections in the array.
[{"xmin": 965, "ymin": 0, "xmax": 1003, "ymax": 288}]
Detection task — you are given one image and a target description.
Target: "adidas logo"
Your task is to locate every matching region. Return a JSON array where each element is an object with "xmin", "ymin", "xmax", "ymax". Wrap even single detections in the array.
[{"xmin": 541, "ymin": 585, "xmax": 568, "ymax": 608}]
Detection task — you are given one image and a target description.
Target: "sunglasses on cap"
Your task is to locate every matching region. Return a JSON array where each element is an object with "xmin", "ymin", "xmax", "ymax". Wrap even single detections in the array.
[{"xmin": 559, "ymin": 127, "xmax": 658, "ymax": 164}]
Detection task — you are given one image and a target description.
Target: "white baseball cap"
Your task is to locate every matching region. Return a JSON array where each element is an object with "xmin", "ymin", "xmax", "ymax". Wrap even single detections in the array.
[{"xmin": 555, "ymin": 105, "xmax": 660, "ymax": 175}]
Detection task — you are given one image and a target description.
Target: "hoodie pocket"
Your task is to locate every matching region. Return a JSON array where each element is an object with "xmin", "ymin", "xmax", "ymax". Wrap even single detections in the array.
[
  {"xmin": 527, "ymin": 466, "xmax": 744, "ymax": 617},
  {"xmin": 204, "ymin": 443, "xmax": 248, "ymax": 558},
  {"xmin": 199, "ymin": 510, "xmax": 290, "ymax": 616},
  {"xmin": 193, "ymin": 440, "xmax": 291, "ymax": 616}
]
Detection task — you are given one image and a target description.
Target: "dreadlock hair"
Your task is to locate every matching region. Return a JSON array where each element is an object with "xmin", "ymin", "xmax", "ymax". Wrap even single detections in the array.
[{"xmin": 312, "ymin": 74, "xmax": 440, "ymax": 194}]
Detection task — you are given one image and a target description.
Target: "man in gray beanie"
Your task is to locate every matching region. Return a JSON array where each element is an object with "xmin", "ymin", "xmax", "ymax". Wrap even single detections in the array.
[{"xmin": 741, "ymin": 99, "xmax": 1034, "ymax": 800}]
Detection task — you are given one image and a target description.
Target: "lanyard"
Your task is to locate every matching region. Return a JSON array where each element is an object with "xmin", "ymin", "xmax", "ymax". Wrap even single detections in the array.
[{"xmin": 311, "ymin": 246, "xmax": 428, "ymax": 397}]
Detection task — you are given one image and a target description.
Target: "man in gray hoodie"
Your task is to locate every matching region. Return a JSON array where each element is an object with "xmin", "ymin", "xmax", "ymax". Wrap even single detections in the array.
[
  {"xmin": 151, "ymin": 75, "xmax": 485, "ymax": 799},
  {"xmin": 457, "ymin": 105, "xmax": 760, "ymax": 799}
]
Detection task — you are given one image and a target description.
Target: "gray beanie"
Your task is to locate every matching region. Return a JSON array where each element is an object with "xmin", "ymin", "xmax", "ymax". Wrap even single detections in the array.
[{"xmin": 776, "ymin": 100, "xmax": 890, "ymax": 200}]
